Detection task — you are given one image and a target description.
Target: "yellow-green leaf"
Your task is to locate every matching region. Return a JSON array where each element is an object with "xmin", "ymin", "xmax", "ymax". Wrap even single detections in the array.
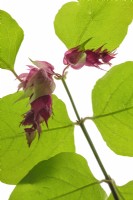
[
  {"xmin": 54, "ymin": 0, "xmax": 133, "ymax": 50},
  {"xmin": 0, "ymin": 92, "xmax": 75, "ymax": 184},
  {"xmin": 0, "ymin": 10, "xmax": 24, "ymax": 70},
  {"xmin": 92, "ymin": 62, "xmax": 133, "ymax": 156},
  {"xmin": 9, "ymin": 153, "xmax": 107, "ymax": 200}
]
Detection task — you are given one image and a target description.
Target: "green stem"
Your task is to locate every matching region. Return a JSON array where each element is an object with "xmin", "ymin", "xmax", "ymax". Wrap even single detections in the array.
[
  {"xmin": 11, "ymin": 69, "xmax": 22, "ymax": 82},
  {"xmin": 62, "ymin": 78, "xmax": 80, "ymax": 121},
  {"xmin": 61, "ymin": 78, "xmax": 119, "ymax": 200}
]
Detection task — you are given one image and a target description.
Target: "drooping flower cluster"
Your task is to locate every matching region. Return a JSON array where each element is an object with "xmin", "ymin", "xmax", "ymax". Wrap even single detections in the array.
[
  {"xmin": 63, "ymin": 41, "xmax": 116, "ymax": 70},
  {"xmin": 19, "ymin": 60, "xmax": 55, "ymax": 146},
  {"xmin": 18, "ymin": 39, "xmax": 116, "ymax": 146}
]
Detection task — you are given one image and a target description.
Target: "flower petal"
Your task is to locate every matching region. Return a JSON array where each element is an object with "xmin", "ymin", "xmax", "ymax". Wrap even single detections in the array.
[
  {"xmin": 63, "ymin": 47, "xmax": 86, "ymax": 69},
  {"xmin": 30, "ymin": 59, "xmax": 54, "ymax": 72},
  {"xmin": 24, "ymin": 128, "xmax": 36, "ymax": 147},
  {"xmin": 29, "ymin": 68, "xmax": 56, "ymax": 103},
  {"xmin": 31, "ymin": 95, "xmax": 52, "ymax": 125}
]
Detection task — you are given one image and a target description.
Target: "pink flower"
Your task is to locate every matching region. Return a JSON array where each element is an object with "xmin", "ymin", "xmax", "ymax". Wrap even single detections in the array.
[
  {"xmin": 21, "ymin": 95, "xmax": 52, "ymax": 146},
  {"xmin": 63, "ymin": 47, "xmax": 86, "ymax": 69},
  {"xmin": 19, "ymin": 60, "xmax": 55, "ymax": 146},
  {"xmin": 63, "ymin": 43, "xmax": 116, "ymax": 70},
  {"xmin": 18, "ymin": 60, "xmax": 55, "ymax": 102}
]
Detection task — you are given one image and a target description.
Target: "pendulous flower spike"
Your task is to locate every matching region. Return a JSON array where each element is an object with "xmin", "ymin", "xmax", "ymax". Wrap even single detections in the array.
[
  {"xmin": 19, "ymin": 60, "xmax": 55, "ymax": 146},
  {"xmin": 63, "ymin": 43, "xmax": 116, "ymax": 70}
]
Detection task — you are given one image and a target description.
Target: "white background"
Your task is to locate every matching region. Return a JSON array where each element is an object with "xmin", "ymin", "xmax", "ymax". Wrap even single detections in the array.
[{"xmin": 0, "ymin": 0, "xmax": 133, "ymax": 199}]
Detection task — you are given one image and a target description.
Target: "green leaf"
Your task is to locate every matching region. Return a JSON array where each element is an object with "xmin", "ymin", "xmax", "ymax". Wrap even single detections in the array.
[
  {"xmin": 54, "ymin": 0, "xmax": 133, "ymax": 50},
  {"xmin": 9, "ymin": 153, "xmax": 107, "ymax": 200},
  {"xmin": 108, "ymin": 181, "xmax": 133, "ymax": 200},
  {"xmin": 0, "ymin": 92, "xmax": 75, "ymax": 184},
  {"xmin": 92, "ymin": 61, "xmax": 133, "ymax": 156},
  {"xmin": 0, "ymin": 10, "xmax": 24, "ymax": 70}
]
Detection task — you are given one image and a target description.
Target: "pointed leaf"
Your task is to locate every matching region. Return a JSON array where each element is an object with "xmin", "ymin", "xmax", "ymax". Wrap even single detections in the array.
[
  {"xmin": 0, "ymin": 10, "xmax": 24, "ymax": 70},
  {"xmin": 0, "ymin": 92, "xmax": 75, "ymax": 184},
  {"xmin": 108, "ymin": 181, "xmax": 133, "ymax": 200},
  {"xmin": 9, "ymin": 153, "xmax": 107, "ymax": 200},
  {"xmin": 92, "ymin": 62, "xmax": 133, "ymax": 156},
  {"xmin": 54, "ymin": 0, "xmax": 133, "ymax": 50}
]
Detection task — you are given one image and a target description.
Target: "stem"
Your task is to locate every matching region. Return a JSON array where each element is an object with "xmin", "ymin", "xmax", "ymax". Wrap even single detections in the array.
[
  {"xmin": 11, "ymin": 69, "xmax": 22, "ymax": 82},
  {"xmin": 61, "ymin": 78, "xmax": 119, "ymax": 200},
  {"xmin": 62, "ymin": 78, "xmax": 80, "ymax": 121}
]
